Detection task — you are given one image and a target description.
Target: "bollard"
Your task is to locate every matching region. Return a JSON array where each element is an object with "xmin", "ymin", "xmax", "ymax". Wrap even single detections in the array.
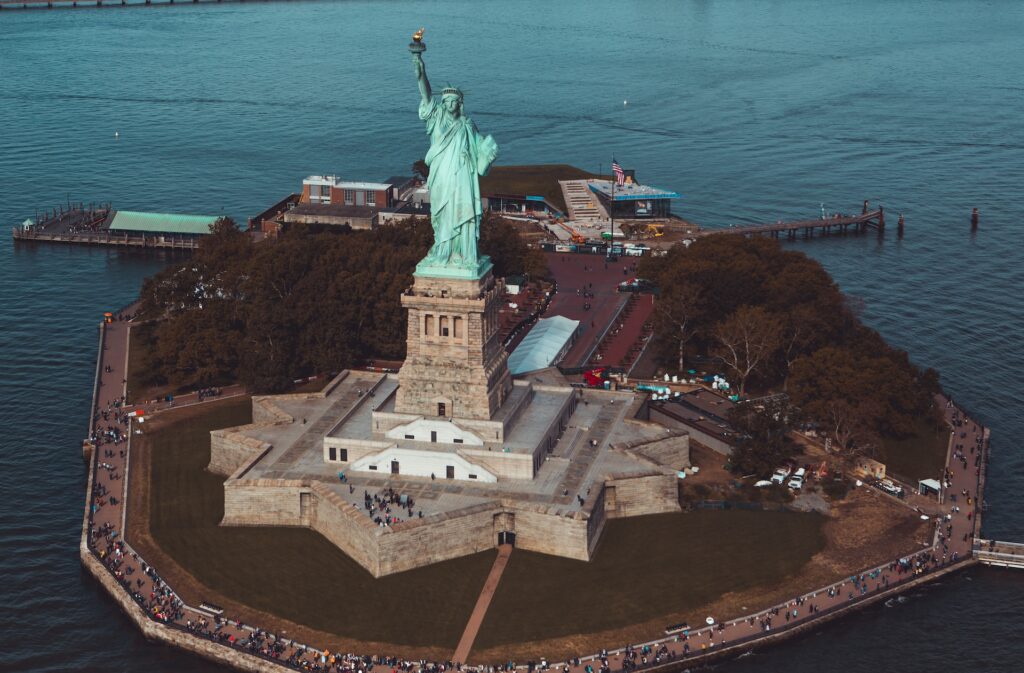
[
  {"xmin": 897, "ymin": 214, "xmax": 905, "ymax": 238},
  {"xmin": 877, "ymin": 205, "xmax": 885, "ymax": 231},
  {"xmin": 971, "ymin": 208, "xmax": 979, "ymax": 230}
]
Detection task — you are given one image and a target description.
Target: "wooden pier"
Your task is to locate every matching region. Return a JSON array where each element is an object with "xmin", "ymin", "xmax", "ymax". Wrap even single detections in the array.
[
  {"xmin": 697, "ymin": 203, "xmax": 890, "ymax": 239},
  {"xmin": 13, "ymin": 227, "xmax": 201, "ymax": 249},
  {"xmin": 12, "ymin": 203, "xmax": 203, "ymax": 250},
  {"xmin": 974, "ymin": 540, "xmax": 1024, "ymax": 569}
]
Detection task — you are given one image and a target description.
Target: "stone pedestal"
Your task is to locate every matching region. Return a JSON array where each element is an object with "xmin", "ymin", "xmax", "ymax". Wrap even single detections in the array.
[{"xmin": 395, "ymin": 263, "xmax": 512, "ymax": 421}]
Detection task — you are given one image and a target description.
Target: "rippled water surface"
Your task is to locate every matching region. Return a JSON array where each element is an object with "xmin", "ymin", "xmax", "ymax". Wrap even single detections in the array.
[{"xmin": 1, "ymin": 1, "xmax": 1023, "ymax": 671}]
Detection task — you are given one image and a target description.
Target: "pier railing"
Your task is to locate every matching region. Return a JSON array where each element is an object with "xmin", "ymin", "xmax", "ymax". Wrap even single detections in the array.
[
  {"xmin": 974, "ymin": 540, "xmax": 1024, "ymax": 568},
  {"xmin": 695, "ymin": 208, "xmax": 888, "ymax": 239},
  {"xmin": 13, "ymin": 227, "xmax": 200, "ymax": 250}
]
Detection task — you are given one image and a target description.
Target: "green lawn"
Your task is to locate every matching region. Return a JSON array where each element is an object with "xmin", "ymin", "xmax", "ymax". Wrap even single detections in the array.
[
  {"xmin": 876, "ymin": 416, "xmax": 949, "ymax": 482},
  {"xmin": 145, "ymin": 398, "xmax": 493, "ymax": 649},
  {"xmin": 144, "ymin": 398, "xmax": 826, "ymax": 653},
  {"xmin": 473, "ymin": 509, "xmax": 825, "ymax": 649}
]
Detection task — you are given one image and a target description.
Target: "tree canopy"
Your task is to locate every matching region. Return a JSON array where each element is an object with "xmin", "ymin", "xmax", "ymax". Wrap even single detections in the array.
[
  {"xmin": 640, "ymin": 235, "xmax": 942, "ymax": 460},
  {"xmin": 135, "ymin": 215, "xmax": 547, "ymax": 394}
]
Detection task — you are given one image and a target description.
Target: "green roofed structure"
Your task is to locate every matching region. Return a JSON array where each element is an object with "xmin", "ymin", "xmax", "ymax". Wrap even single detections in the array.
[{"xmin": 108, "ymin": 211, "xmax": 221, "ymax": 237}]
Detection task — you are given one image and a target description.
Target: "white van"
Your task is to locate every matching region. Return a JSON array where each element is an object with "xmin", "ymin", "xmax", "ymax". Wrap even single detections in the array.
[
  {"xmin": 770, "ymin": 467, "xmax": 791, "ymax": 485},
  {"xmin": 788, "ymin": 468, "xmax": 806, "ymax": 490}
]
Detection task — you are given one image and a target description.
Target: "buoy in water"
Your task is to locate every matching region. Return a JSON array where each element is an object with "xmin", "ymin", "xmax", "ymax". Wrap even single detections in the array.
[
  {"xmin": 623, "ymin": 99, "xmax": 628, "ymax": 106},
  {"xmin": 114, "ymin": 130, "xmax": 120, "ymax": 138}
]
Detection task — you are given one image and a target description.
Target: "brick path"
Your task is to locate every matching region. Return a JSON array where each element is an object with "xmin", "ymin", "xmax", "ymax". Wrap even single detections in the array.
[
  {"xmin": 587, "ymin": 293, "xmax": 654, "ymax": 370},
  {"xmin": 543, "ymin": 252, "xmax": 636, "ymax": 367},
  {"xmin": 83, "ymin": 311, "xmax": 989, "ymax": 671},
  {"xmin": 453, "ymin": 544, "xmax": 514, "ymax": 663}
]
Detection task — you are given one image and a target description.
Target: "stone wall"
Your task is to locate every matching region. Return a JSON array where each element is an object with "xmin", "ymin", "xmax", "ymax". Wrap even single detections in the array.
[
  {"xmin": 459, "ymin": 447, "xmax": 534, "ymax": 480},
  {"xmin": 251, "ymin": 397, "xmax": 294, "ymax": 424},
  {"xmin": 217, "ymin": 473, "xmax": 678, "ymax": 573},
  {"xmin": 511, "ymin": 504, "xmax": 594, "ymax": 561},
  {"xmin": 209, "ymin": 428, "xmax": 272, "ymax": 478},
  {"xmin": 221, "ymin": 479, "xmax": 308, "ymax": 527},
  {"xmin": 377, "ymin": 503, "xmax": 498, "ymax": 575},
  {"xmin": 604, "ymin": 474, "xmax": 681, "ymax": 518},
  {"xmin": 308, "ymin": 484, "xmax": 385, "ymax": 575}
]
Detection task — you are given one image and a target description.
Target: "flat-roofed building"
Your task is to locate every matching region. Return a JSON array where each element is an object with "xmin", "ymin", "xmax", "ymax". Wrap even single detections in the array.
[
  {"xmin": 108, "ymin": 210, "xmax": 221, "ymax": 240},
  {"xmin": 301, "ymin": 175, "xmax": 396, "ymax": 210},
  {"xmin": 587, "ymin": 177, "xmax": 680, "ymax": 219},
  {"xmin": 282, "ymin": 203, "xmax": 378, "ymax": 230}
]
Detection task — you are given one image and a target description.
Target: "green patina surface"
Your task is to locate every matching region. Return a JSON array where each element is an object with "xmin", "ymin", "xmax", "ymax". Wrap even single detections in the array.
[
  {"xmin": 412, "ymin": 41, "xmax": 497, "ymax": 279},
  {"xmin": 109, "ymin": 210, "xmax": 220, "ymax": 235}
]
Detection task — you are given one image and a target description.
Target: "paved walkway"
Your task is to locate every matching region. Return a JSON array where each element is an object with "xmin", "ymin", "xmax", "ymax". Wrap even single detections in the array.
[
  {"xmin": 83, "ymin": 311, "xmax": 990, "ymax": 671},
  {"xmin": 85, "ymin": 316, "xmax": 350, "ymax": 669},
  {"xmin": 542, "ymin": 252, "xmax": 637, "ymax": 368},
  {"xmin": 587, "ymin": 293, "xmax": 654, "ymax": 369},
  {"xmin": 453, "ymin": 544, "xmax": 514, "ymax": 664}
]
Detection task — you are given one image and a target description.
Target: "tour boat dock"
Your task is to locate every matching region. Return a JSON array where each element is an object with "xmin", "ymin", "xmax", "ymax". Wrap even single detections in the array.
[
  {"xmin": 11, "ymin": 203, "xmax": 220, "ymax": 250},
  {"xmin": 697, "ymin": 202, "xmax": 897, "ymax": 239}
]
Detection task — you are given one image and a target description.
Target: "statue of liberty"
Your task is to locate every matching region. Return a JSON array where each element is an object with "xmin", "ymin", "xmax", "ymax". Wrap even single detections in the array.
[{"xmin": 411, "ymin": 31, "xmax": 499, "ymax": 277}]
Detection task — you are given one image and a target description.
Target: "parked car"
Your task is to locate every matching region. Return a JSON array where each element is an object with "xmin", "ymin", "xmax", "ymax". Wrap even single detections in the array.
[
  {"xmin": 788, "ymin": 467, "xmax": 807, "ymax": 490},
  {"xmin": 879, "ymin": 479, "xmax": 904, "ymax": 497},
  {"xmin": 770, "ymin": 467, "xmax": 791, "ymax": 485}
]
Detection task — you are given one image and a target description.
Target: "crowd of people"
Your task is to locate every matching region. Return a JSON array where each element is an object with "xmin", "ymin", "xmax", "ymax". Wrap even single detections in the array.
[{"xmin": 362, "ymin": 488, "xmax": 421, "ymax": 527}]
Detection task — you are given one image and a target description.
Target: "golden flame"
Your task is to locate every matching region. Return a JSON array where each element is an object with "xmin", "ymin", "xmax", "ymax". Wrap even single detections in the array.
[{"xmin": 412, "ymin": 28, "xmax": 425, "ymax": 43}]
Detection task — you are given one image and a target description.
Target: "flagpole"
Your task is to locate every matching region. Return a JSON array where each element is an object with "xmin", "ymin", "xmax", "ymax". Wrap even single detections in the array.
[{"xmin": 609, "ymin": 164, "xmax": 615, "ymax": 260}]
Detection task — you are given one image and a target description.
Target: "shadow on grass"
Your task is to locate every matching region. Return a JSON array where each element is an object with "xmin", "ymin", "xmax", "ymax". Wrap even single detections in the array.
[
  {"xmin": 474, "ymin": 509, "xmax": 826, "ymax": 650},
  {"xmin": 145, "ymin": 397, "xmax": 493, "ymax": 650}
]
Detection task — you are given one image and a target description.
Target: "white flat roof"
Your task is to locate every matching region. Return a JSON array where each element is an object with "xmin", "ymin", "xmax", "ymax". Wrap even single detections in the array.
[
  {"xmin": 302, "ymin": 175, "xmax": 393, "ymax": 191},
  {"xmin": 335, "ymin": 181, "xmax": 393, "ymax": 191},
  {"xmin": 508, "ymin": 315, "xmax": 580, "ymax": 375},
  {"xmin": 303, "ymin": 175, "xmax": 339, "ymax": 186}
]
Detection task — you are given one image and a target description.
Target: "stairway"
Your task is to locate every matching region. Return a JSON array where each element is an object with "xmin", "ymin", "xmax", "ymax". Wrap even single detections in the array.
[{"xmin": 559, "ymin": 180, "xmax": 606, "ymax": 222}]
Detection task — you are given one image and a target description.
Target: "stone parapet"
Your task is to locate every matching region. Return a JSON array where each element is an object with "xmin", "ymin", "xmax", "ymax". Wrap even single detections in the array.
[
  {"xmin": 209, "ymin": 427, "xmax": 273, "ymax": 477},
  {"xmin": 604, "ymin": 474, "xmax": 681, "ymax": 518}
]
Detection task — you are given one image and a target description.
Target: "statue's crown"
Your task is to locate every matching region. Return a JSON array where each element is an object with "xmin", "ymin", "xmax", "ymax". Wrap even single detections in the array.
[{"xmin": 441, "ymin": 87, "xmax": 464, "ymax": 100}]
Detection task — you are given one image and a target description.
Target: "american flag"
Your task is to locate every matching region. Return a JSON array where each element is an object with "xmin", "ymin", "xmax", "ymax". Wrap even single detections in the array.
[{"xmin": 611, "ymin": 159, "xmax": 625, "ymax": 186}]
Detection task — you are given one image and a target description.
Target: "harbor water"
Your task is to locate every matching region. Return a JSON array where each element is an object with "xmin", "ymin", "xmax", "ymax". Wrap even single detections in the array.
[{"xmin": 1, "ymin": 1, "xmax": 1023, "ymax": 671}]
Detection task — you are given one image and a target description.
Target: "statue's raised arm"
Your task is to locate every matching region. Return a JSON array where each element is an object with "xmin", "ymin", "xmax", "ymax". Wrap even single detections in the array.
[
  {"xmin": 410, "ymin": 28, "xmax": 430, "ymax": 103},
  {"xmin": 414, "ymin": 55, "xmax": 431, "ymax": 102}
]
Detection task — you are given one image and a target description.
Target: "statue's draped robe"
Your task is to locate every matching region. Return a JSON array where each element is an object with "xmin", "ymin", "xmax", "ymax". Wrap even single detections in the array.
[{"xmin": 419, "ymin": 96, "xmax": 494, "ymax": 268}]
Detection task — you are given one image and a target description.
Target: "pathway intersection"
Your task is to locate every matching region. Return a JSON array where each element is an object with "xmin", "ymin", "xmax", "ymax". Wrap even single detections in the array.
[{"xmin": 83, "ymin": 311, "xmax": 990, "ymax": 672}]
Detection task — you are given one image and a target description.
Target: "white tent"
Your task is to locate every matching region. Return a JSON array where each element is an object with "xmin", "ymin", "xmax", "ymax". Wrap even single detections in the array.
[{"xmin": 507, "ymin": 315, "xmax": 580, "ymax": 375}]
